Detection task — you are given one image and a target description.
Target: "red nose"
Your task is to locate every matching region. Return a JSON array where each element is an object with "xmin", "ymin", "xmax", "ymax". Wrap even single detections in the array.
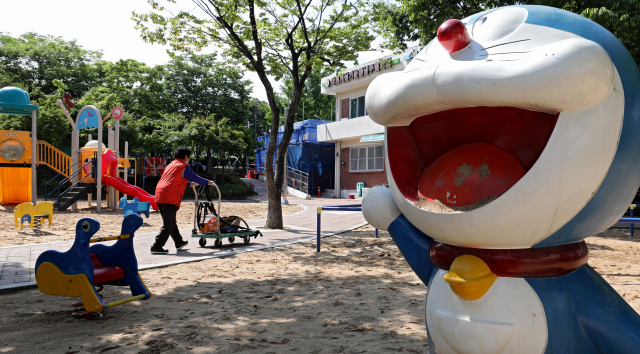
[{"xmin": 437, "ymin": 19, "xmax": 471, "ymax": 53}]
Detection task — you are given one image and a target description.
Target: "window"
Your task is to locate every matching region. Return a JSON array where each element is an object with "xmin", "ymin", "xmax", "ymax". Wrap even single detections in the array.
[
  {"xmin": 350, "ymin": 145, "xmax": 383, "ymax": 172},
  {"xmin": 350, "ymin": 96, "xmax": 366, "ymax": 118}
]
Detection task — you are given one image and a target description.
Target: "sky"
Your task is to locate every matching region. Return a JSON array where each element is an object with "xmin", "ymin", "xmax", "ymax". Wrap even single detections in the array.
[{"xmin": 0, "ymin": 0, "xmax": 393, "ymax": 102}]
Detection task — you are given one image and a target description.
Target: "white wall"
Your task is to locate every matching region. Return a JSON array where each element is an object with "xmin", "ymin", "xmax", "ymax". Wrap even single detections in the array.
[{"xmin": 317, "ymin": 116, "xmax": 384, "ymax": 142}]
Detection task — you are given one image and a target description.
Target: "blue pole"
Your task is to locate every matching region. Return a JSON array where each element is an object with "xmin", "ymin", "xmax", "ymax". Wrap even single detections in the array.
[
  {"xmin": 375, "ymin": 228, "xmax": 378, "ymax": 238},
  {"xmin": 631, "ymin": 206, "xmax": 635, "ymax": 236},
  {"xmin": 317, "ymin": 207, "xmax": 322, "ymax": 252}
]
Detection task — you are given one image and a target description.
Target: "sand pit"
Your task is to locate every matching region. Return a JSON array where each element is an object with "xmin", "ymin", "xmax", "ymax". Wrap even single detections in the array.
[
  {"xmin": 0, "ymin": 224, "xmax": 639, "ymax": 353},
  {"xmin": 0, "ymin": 200, "xmax": 304, "ymax": 247}
]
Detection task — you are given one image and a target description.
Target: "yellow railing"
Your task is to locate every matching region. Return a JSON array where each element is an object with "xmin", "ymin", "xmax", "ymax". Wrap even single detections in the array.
[
  {"xmin": 118, "ymin": 158, "xmax": 137, "ymax": 187},
  {"xmin": 36, "ymin": 141, "xmax": 72, "ymax": 177}
]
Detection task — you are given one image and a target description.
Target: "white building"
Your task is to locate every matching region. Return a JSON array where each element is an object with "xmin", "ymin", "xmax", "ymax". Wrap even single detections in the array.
[{"xmin": 318, "ymin": 46, "xmax": 421, "ymax": 198}]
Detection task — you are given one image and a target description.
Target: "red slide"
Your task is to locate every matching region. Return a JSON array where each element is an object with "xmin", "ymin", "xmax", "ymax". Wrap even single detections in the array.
[
  {"xmin": 101, "ymin": 149, "xmax": 159, "ymax": 210},
  {"xmin": 102, "ymin": 176, "xmax": 159, "ymax": 210}
]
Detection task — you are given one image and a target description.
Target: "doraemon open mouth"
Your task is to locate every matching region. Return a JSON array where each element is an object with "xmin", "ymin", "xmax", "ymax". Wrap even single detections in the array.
[{"xmin": 387, "ymin": 107, "xmax": 558, "ymax": 209}]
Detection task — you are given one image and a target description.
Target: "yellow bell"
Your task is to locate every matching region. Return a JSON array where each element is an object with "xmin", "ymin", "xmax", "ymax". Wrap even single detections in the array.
[{"xmin": 443, "ymin": 254, "xmax": 497, "ymax": 301}]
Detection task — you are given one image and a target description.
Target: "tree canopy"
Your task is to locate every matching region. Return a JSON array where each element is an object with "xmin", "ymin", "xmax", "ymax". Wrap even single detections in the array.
[
  {"xmin": 0, "ymin": 32, "xmax": 258, "ymax": 166},
  {"xmin": 133, "ymin": 0, "xmax": 377, "ymax": 228},
  {"xmin": 375, "ymin": 0, "xmax": 640, "ymax": 67},
  {"xmin": 0, "ymin": 32, "xmax": 102, "ymax": 98}
]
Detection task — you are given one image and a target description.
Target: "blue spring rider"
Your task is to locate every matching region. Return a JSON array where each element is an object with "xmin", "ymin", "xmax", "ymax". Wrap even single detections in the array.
[
  {"xmin": 35, "ymin": 214, "xmax": 151, "ymax": 317},
  {"xmin": 119, "ymin": 197, "xmax": 150, "ymax": 218}
]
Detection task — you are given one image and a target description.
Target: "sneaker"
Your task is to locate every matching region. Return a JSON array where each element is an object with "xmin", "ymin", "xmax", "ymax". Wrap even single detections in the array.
[
  {"xmin": 176, "ymin": 240, "xmax": 189, "ymax": 251},
  {"xmin": 150, "ymin": 246, "xmax": 168, "ymax": 254}
]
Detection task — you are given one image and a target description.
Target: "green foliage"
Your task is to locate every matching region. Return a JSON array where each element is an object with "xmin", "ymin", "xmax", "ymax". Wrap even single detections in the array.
[
  {"xmin": 536, "ymin": 1, "xmax": 640, "ymax": 66},
  {"xmin": 163, "ymin": 54, "xmax": 252, "ymax": 124},
  {"xmin": 0, "ymin": 32, "xmax": 102, "ymax": 98},
  {"xmin": 280, "ymin": 66, "xmax": 335, "ymax": 122},
  {"xmin": 206, "ymin": 174, "xmax": 258, "ymax": 199},
  {"xmin": 182, "ymin": 116, "xmax": 256, "ymax": 157},
  {"xmin": 249, "ymin": 98, "xmax": 272, "ymax": 137},
  {"xmin": 133, "ymin": 0, "xmax": 375, "ymax": 80},
  {"xmin": 374, "ymin": 0, "xmax": 518, "ymax": 51},
  {"xmin": 0, "ymin": 30, "xmax": 257, "ymax": 161},
  {"xmin": 375, "ymin": 0, "xmax": 640, "ymax": 67}
]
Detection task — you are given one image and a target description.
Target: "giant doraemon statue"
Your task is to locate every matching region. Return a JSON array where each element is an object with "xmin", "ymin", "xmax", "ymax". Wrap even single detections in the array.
[{"xmin": 363, "ymin": 5, "xmax": 640, "ymax": 353}]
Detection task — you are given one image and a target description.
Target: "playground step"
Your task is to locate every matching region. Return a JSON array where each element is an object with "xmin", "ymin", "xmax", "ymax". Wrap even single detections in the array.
[{"xmin": 53, "ymin": 183, "xmax": 95, "ymax": 211}]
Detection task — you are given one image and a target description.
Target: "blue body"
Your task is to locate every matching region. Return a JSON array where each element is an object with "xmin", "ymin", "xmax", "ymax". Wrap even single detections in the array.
[{"xmin": 388, "ymin": 214, "xmax": 640, "ymax": 353}]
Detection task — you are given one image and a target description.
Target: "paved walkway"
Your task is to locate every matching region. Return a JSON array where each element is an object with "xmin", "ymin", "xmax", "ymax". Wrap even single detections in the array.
[{"xmin": 0, "ymin": 179, "xmax": 365, "ymax": 290}]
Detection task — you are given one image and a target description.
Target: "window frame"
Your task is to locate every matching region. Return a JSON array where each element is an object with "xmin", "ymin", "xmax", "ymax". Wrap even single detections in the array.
[
  {"xmin": 349, "ymin": 95, "xmax": 367, "ymax": 118},
  {"xmin": 349, "ymin": 144, "xmax": 384, "ymax": 172}
]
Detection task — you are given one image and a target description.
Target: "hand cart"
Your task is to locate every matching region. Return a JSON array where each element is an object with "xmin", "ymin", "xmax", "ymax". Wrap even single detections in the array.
[{"xmin": 191, "ymin": 184, "xmax": 262, "ymax": 247}]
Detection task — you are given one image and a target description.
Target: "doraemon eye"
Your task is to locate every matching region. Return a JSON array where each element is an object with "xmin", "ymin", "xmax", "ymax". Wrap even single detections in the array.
[{"xmin": 471, "ymin": 7, "xmax": 527, "ymax": 42}]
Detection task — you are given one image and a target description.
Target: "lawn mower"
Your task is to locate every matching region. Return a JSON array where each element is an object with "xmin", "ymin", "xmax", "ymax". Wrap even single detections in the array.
[{"xmin": 191, "ymin": 184, "xmax": 262, "ymax": 247}]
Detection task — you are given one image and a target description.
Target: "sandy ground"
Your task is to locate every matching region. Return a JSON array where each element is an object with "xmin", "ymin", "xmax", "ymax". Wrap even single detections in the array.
[
  {"xmin": 0, "ymin": 224, "xmax": 639, "ymax": 353},
  {"xmin": 0, "ymin": 200, "xmax": 304, "ymax": 247}
]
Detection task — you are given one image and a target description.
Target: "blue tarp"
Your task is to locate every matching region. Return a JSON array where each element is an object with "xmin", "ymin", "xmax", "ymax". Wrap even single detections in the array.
[{"xmin": 255, "ymin": 119, "xmax": 335, "ymax": 191}]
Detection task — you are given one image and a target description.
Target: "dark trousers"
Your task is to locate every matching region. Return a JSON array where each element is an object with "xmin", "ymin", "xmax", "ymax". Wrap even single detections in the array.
[{"xmin": 153, "ymin": 203, "xmax": 184, "ymax": 248}]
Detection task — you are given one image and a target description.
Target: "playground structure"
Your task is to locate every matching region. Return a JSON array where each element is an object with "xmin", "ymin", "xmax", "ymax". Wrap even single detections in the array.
[
  {"xmin": 76, "ymin": 147, "xmax": 157, "ymax": 209},
  {"xmin": 191, "ymin": 184, "xmax": 262, "ymax": 248},
  {"xmin": 14, "ymin": 201, "xmax": 53, "ymax": 230},
  {"xmin": 39, "ymin": 96, "xmax": 152, "ymax": 212},
  {"xmin": 35, "ymin": 214, "xmax": 151, "ymax": 317},
  {"xmin": 0, "ymin": 87, "xmax": 39, "ymax": 205},
  {"xmin": 118, "ymin": 197, "xmax": 150, "ymax": 218},
  {"xmin": 0, "ymin": 87, "xmax": 159, "ymax": 215}
]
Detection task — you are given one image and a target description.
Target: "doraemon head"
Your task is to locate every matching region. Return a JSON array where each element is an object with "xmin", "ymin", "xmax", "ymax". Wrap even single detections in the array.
[{"xmin": 366, "ymin": 6, "xmax": 640, "ymax": 248}]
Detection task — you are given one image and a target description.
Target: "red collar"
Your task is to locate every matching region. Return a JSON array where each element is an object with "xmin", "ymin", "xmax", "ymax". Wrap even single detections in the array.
[{"xmin": 429, "ymin": 241, "xmax": 588, "ymax": 278}]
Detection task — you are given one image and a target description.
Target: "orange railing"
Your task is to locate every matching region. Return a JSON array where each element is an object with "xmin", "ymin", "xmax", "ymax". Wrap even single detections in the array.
[{"xmin": 36, "ymin": 141, "xmax": 72, "ymax": 177}]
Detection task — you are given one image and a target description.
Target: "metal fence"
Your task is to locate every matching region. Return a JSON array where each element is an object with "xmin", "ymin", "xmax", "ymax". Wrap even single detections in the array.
[
  {"xmin": 259, "ymin": 158, "xmax": 309, "ymax": 196},
  {"xmin": 287, "ymin": 166, "xmax": 308, "ymax": 195}
]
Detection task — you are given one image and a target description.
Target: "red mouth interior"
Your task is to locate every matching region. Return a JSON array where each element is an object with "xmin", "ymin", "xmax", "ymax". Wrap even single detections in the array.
[{"xmin": 387, "ymin": 107, "xmax": 558, "ymax": 205}]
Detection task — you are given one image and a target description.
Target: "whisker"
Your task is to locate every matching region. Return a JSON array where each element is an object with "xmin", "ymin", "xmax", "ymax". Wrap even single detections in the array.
[
  {"xmin": 478, "ymin": 51, "xmax": 532, "ymax": 57},
  {"xmin": 480, "ymin": 39, "xmax": 531, "ymax": 51}
]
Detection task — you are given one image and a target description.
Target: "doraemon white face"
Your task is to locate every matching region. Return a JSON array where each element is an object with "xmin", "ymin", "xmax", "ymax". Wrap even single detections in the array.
[{"xmin": 366, "ymin": 6, "xmax": 624, "ymax": 248}]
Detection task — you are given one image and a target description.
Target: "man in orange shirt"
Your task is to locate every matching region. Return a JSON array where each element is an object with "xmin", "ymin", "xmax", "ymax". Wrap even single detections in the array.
[{"xmin": 151, "ymin": 146, "xmax": 214, "ymax": 254}]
